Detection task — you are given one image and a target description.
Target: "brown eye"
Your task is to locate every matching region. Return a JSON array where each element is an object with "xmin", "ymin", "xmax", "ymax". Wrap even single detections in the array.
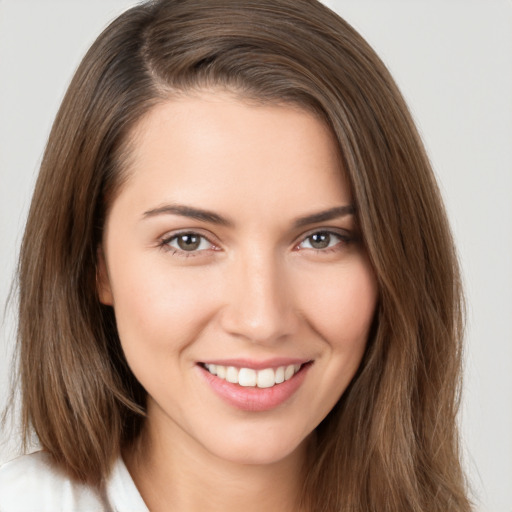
[
  {"xmin": 308, "ymin": 232, "xmax": 331, "ymax": 249},
  {"xmin": 164, "ymin": 232, "xmax": 213, "ymax": 254},
  {"xmin": 298, "ymin": 230, "xmax": 350, "ymax": 251},
  {"xmin": 177, "ymin": 234, "xmax": 201, "ymax": 251}
]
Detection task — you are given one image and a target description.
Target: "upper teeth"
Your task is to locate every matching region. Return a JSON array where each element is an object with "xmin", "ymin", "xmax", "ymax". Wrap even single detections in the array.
[{"xmin": 204, "ymin": 364, "xmax": 302, "ymax": 388}]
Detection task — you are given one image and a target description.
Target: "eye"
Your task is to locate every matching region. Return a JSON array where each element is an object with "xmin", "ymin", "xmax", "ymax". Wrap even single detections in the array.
[
  {"xmin": 162, "ymin": 232, "xmax": 214, "ymax": 254},
  {"xmin": 298, "ymin": 231, "xmax": 347, "ymax": 251}
]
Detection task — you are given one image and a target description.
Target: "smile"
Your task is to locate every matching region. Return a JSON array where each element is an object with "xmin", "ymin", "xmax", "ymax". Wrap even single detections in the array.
[
  {"xmin": 203, "ymin": 363, "xmax": 302, "ymax": 388},
  {"xmin": 198, "ymin": 360, "xmax": 312, "ymax": 411}
]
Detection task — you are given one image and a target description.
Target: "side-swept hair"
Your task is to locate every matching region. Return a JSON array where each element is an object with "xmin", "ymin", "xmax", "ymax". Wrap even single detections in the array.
[{"xmin": 14, "ymin": 0, "xmax": 470, "ymax": 510}]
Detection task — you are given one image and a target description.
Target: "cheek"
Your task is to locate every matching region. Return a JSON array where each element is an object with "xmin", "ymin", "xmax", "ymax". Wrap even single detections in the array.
[
  {"xmin": 297, "ymin": 257, "xmax": 378, "ymax": 349},
  {"xmin": 297, "ymin": 258, "xmax": 377, "ymax": 416},
  {"xmin": 108, "ymin": 257, "xmax": 219, "ymax": 353}
]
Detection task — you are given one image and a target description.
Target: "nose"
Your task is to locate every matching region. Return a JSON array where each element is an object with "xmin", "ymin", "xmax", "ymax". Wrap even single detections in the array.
[{"xmin": 219, "ymin": 249, "xmax": 298, "ymax": 345}]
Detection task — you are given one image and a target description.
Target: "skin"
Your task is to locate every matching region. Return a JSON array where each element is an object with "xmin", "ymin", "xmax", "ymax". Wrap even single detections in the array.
[{"xmin": 98, "ymin": 90, "xmax": 378, "ymax": 512}]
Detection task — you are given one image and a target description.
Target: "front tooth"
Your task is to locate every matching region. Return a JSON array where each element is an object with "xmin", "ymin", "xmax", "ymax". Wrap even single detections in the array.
[
  {"xmin": 207, "ymin": 364, "xmax": 217, "ymax": 375},
  {"xmin": 275, "ymin": 366, "xmax": 285, "ymax": 384},
  {"xmin": 284, "ymin": 364, "xmax": 295, "ymax": 381},
  {"xmin": 257, "ymin": 368, "xmax": 275, "ymax": 388},
  {"xmin": 226, "ymin": 366, "xmax": 238, "ymax": 383},
  {"xmin": 238, "ymin": 368, "xmax": 257, "ymax": 387},
  {"xmin": 216, "ymin": 365, "xmax": 227, "ymax": 379}
]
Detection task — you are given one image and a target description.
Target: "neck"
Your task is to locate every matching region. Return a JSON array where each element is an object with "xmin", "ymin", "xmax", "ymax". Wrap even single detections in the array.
[{"xmin": 124, "ymin": 410, "xmax": 309, "ymax": 512}]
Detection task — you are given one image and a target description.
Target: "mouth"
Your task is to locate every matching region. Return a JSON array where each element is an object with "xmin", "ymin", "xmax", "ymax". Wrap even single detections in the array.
[
  {"xmin": 197, "ymin": 360, "xmax": 312, "ymax": 411},
  {"xmin": 200, "ymin": 362, "xmax": 306, "ymax": 388}
]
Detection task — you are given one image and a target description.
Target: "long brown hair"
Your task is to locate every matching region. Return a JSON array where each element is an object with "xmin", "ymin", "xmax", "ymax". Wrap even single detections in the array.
[{"xmin": 13, "ymin": 0, "xmax": 470, "ymax": 509}]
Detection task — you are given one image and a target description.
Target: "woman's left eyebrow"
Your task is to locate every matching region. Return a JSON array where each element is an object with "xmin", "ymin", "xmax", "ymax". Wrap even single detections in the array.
[{"xmin": 292, "ymin": 205, "xmax": 355, "ymax": 229}]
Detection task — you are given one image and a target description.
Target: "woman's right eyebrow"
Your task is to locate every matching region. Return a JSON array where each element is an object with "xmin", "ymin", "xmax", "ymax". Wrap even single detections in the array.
[{"xmin": 142, "ymin": 204, "xmax": 234, "ymax": 226}]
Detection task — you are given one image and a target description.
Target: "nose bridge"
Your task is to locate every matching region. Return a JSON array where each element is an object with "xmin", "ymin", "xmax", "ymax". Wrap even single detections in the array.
[{"xmin": 220, "ymin": 245, "xmax": 296, "ymax": 344}]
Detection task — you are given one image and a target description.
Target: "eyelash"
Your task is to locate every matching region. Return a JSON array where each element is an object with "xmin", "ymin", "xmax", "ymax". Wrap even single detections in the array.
[{"xmin": 158, "ymin": 229, "xmax": 353, "ymax": 258}]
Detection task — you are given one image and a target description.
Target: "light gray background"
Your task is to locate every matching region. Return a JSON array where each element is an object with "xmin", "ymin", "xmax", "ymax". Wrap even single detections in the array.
[{"xmin": 1, "ymin": 1, "xmax": 511, "ymax": 511}]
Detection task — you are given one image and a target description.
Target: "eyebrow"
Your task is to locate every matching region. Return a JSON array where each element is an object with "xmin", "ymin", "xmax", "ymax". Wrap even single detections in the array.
[
  {"xmin": 292, "ymin": 204, "xmax": 355, "ymax": 228},
  {"xmin": 142, "ymin": 203, "xmax": 355, "ymax": 228},
  {"xmin": 142, "ymin": 204, "xmax": 233, "ymax": 226}
]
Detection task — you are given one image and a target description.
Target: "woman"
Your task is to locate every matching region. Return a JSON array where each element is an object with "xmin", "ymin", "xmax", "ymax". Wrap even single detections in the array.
[{"xmin": 0, "ymin": 0, "xmax": 471, "ymax": 510}]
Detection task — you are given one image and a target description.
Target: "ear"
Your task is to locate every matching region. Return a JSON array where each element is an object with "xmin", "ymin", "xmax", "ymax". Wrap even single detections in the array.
[{"xmin": 96, "ymin": 247, "xmax": 113, "ymax": 305}]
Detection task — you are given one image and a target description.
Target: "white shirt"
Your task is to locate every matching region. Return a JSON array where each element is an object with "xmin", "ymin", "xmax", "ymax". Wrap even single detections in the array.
[{"xmin": 0, "ymin": 451, "xmax": 149, "ymax": 512}]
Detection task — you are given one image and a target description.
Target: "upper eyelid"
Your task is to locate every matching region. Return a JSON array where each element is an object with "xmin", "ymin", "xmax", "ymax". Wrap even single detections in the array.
[
  {"xmin": 300, "ymin": 227, "xmax": 350, "ymax": 236},
  {"xmin": 161, "ymin": 229, "xmax": 217, "ymax": 245}
]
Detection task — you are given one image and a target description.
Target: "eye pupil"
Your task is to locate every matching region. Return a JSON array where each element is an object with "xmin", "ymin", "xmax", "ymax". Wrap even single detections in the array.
[
  {"xmin": 177, "ymin": 234, "xmax": 201, "ymax": 251},
  {"xmin": 310, "ymin": 232, "xmax": 330, "ymax": 249}
]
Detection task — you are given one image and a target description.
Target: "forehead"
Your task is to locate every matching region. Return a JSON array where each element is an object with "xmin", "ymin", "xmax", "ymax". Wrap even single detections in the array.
[{"xmin": 113, "ymin": 91, "xmax": 351, "ymax": 222}]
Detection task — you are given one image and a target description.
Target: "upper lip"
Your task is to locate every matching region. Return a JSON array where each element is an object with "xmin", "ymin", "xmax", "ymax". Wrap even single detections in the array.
[{"xmin": 198, "ymin": 358, "xmax": 312, "ymax": 370}]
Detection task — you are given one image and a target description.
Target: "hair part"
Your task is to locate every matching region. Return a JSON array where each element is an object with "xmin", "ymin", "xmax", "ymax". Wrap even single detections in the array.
[{"xmin": 13, "ymin": 1, "xmax": 470, "ymax": 510}]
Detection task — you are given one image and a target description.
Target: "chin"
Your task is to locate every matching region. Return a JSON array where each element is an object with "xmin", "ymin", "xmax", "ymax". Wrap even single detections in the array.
[{"xmin": 199, "ymin": 427, "xmax": 312, "ymax": 467}]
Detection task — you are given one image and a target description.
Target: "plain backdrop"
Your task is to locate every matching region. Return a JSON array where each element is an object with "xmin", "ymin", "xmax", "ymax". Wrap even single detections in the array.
[{"xmin": 1, "ymin": 1, "xmax": 511, "ymax": 511}]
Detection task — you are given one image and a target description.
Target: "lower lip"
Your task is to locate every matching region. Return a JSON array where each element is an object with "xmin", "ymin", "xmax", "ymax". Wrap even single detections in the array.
[{"xmin": 198, "ymin": 364, "xmax": 311, "ymax": 412}]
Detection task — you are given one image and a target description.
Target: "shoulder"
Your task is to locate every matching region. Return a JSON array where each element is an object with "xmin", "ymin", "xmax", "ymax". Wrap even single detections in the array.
[
  {"xmin": 0, "ymin": 450, "xmax": 149, "ymax": 512},
  {"xmin": 0, "ymin": 451, "xmax": 105, "ymax": 512}
]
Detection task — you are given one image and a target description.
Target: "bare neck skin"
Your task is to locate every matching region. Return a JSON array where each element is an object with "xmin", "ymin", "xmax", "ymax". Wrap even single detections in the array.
[{"xmin": 124, "ymin": 399, "xmax": 308, "ymax": 512}]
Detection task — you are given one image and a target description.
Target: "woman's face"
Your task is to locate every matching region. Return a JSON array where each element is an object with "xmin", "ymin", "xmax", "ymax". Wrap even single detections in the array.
[{"xmin": 98, "ymin": 91, "xmax": 378, "ymax": 466}]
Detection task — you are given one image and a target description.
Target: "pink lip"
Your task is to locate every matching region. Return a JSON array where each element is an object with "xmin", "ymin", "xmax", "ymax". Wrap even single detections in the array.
[{"xmin": 197, "ymin": 361, "xmax": 312, "ymax": 412}]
